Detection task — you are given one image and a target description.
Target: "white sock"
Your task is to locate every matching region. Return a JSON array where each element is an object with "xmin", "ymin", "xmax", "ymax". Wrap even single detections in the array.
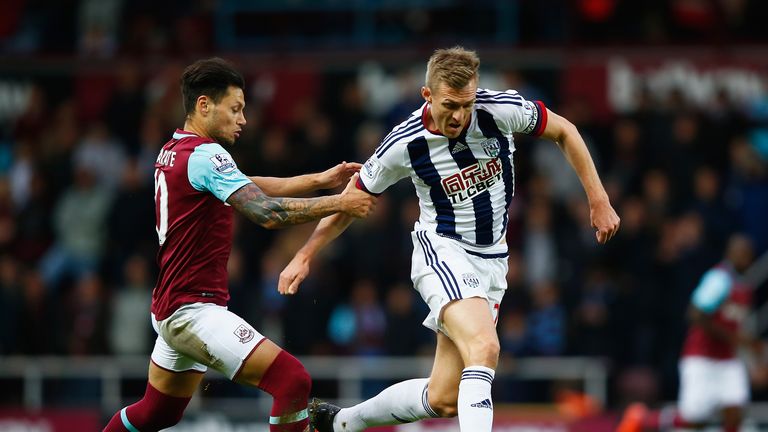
[
  {"xmin": 458, "ymin": 366, "xmax": 495, "ymax": 431},
  {"xmin": 333, "ymin": 378, "xmax": 439, "ymax": 431}
]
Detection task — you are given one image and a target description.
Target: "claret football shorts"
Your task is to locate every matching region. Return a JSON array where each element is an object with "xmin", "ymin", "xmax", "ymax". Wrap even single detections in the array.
[
  {"xmin": 410, "ymin": 230, "xmax": 508, "ymax": 336},
  {"xmin": 150, "ymin": 302, "xmax": 266, "ymax": 379}
]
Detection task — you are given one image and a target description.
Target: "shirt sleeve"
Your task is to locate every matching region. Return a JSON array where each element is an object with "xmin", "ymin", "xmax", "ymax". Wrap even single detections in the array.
[
  {"xmin": 187, "ymin": 143, "xmax": 252, "ymax": 202},
  {"xmin": 476, "ymin": 89, "xmax": 548, "ymax": 137},
  {"xmin": 691, "ymin": 268, "xmax": 732, "ymax": 314},
  {"xmin": 358, "ymin": 144, "xmax": 408, "ymax": 195}
]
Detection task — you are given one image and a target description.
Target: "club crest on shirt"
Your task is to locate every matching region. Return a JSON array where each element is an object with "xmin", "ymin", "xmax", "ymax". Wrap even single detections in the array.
[
  {"xmin": 462, "ymin": 272, "xmax": 480, "ymax": 289},
  {"xmin": 210, "ymin": 153, "xmax": 236, "ymax": 173},
  {"xmin": 234, "ymin": 324, "xmax": 255, "ymax": 343},
  {"xmin": 481, "ymin": 138, "xmax": 500, "ymax": 158},
  {"xmin": 363, "ymin": 157, "xmax": 381, "ymax": 178}
]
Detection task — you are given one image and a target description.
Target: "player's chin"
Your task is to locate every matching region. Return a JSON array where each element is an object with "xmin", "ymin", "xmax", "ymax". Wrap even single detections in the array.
[{"xmin": 444, "ymin": 126, "xmax": 461, "ymax": 138}]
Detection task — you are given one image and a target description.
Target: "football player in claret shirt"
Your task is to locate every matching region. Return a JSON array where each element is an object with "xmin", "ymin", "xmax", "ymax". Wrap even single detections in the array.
[
  {"xmin": 104, "ymin": 58, "xmax": 376, "ymax": 432},
  {"xmin": 279, "ymin": 46, "xmax": 620, "ymax": 432},
  {"xmin": 618, "ymin": 234, "xmax": 761, "ymax": 432}
]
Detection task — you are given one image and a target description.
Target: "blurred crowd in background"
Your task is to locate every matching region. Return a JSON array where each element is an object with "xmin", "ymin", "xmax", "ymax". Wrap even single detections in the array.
[{"xmin": 1, "ymin": 0, "xmax": 768, "ymax": 409}]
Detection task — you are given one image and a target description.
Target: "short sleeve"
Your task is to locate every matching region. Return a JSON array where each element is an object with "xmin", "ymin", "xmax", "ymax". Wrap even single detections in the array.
[
  {"xmin": 475, "ymin": 89, "xmax": 548, "ymax": 137},
  {"xmin": 188, "ymin": 143, "xmax": 252, "ymax": 202},
  {"xmin": 358, "ymin": 145, "xmax": 408, "ymax": 195},
  {"xmin": 691, "ymin": 269, "xmax": 732, "ymax": 314}
]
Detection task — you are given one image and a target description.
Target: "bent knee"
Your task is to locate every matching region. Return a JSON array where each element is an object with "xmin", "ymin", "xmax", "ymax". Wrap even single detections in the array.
[
  {"xmin": 279, "ymin": 353, "xmax": 311, "ymax": 393},
  {"xmin": 286, "ymin": 362, "xmax": 311, "ymax": 396},
  {"xmin": 259, "ymin": 350, "xmax": 312, "ymax": 399}
]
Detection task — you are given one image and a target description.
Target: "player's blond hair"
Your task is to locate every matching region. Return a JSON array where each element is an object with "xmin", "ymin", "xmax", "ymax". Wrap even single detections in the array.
[{"xmin": 425, "ymin": 46, "xmax": 480, "ymax": 90}]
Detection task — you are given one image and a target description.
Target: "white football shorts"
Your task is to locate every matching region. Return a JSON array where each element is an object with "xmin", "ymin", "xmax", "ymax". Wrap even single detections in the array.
[
  {"xmin": 410, "ymin": 230, "xmax": 508, "ymax": 335},
  {"xmin": 678, "ymin": 356, "xmax": 749, "ymax": 422},
  {"xmin": 150, "ymin": 302, "xmax": 266, "ymax": 379}
]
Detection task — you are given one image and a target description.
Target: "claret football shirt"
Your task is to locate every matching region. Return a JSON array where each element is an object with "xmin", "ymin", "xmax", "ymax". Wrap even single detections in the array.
[{"xmin": 152, "ymin": 129, "xmax": 251, "ymax": 320}]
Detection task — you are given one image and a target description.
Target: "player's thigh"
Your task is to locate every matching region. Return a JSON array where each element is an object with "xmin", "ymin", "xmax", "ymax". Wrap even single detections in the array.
[
  {"xmin": 678, "ymin": 357, "xmax": 718, "ymax": 422},
  {"xmin": 148, "ymin": 361, "xmax": 204, "ymax": 398},
  {"xmin": 427, "ymin": 331, "xmax": 464, "ymax": 409},
  {"xmin": 232, "ymin": 338, "xmax": 282, "ymax": 387},
  {"xmin": 441, "ymin": 297, "xmax": 499, "ymax": 365},
  {"xmin": 160, "ymin": 304, "xmax": 266, "ymax": 380}
]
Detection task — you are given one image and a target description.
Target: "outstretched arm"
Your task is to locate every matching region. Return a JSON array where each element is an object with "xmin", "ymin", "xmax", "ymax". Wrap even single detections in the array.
[
  {"xmin": 278, "ymin": 212, "xmax": 356, "ymax": 295},
  {"xmin": 248, "ymin": 162, "xmax": 362, "ymax": 197},
  {"xmin": 540, "ymin": 109, "xmax": 620, "ymax": 244},
  {"xmin": 227, "ymin": 173, "xmax": 375, "ymax": 229}
]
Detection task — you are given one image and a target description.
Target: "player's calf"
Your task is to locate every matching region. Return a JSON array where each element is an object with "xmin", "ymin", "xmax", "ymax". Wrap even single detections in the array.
[{"xmin": 103, "ymin": 382, "xmax": 191, "ymax": 431}]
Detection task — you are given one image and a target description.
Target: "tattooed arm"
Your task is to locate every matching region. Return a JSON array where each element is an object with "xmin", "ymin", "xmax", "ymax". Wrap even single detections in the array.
[{"xmin": 227, "ymin": 173, "xmax": 375, "ymax": 229}]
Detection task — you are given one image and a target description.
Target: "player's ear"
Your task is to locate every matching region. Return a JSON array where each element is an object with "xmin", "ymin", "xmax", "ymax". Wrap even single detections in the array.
[
  {"xmin": 197, "ymin": 95, "xmax": 210, "ymax": 116},
  {"xmin": 421, "ymin": 86, "xmax": 432, "ymax": 104}
]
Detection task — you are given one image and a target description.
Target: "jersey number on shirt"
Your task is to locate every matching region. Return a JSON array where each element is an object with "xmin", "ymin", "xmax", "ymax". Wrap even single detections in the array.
[{"xmin": 154, "ymin": 169, "xmax": 168, "ymax": 245}]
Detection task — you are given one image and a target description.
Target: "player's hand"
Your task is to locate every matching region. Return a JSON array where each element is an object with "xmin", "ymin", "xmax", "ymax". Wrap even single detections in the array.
[
  {"xmin": 340, "ymin": 173, "xmax": 377, "ymax": 218},
  {"xmin": 317, "ymin": 161, "xmax": 363, "ymax": 190},
  {"xmin": 590, "ymin": 199, "xmax": 620, "ymax": 244},
  {"xmin": 278, "ymin": 255, "xmax": 310, "ymax": 295}
]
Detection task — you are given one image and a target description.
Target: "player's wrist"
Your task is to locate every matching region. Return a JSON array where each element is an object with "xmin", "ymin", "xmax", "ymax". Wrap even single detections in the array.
[
  {"xmin": 309, "ymin": 172, "xmax": 324, "ymax": 189},
  {"xmin": 336, "ymin": 194, "xmax": 350, "ymax": 213},
  {"xmin": 588, "ymin": 193, "xmax": 610, "ymax": 207},
  {"xmin": 295, "ymin": 248, "xmax": 315, "ymax": 263}
]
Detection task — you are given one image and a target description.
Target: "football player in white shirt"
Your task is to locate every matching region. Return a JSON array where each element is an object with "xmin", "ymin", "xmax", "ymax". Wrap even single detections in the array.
[{"xmin": 279, "ymin": 46, "xmax": 620, "ymax": 432}]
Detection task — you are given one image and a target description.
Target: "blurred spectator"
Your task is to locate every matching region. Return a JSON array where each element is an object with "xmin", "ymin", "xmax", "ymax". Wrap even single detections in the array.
[
  {"xmin": 383, "ymin": 283, "xmax": 431, "ymax": 356},
  {"xmin": 499, "ymin": 308, "xmax": 530, "ymax": 357},
  {"xmin": 108, "ymin": 254, "xmax": 152, "ymax": 355},
  {"xmin": 327, "ymin": 278, "xmax": 386, "ymax": 356},
  {"xmin": 13, "ymin": 169, "xmax": 54, "ymax": 262},
  {"xmin": 606, "ymin": 117, "xmax": 645, "ymax": 195},
  {"xmin": 62, "ymin": 273, "xmax": 109, "ymax": 355},
  {"xmin": 0, "ymin": 177, "xmax": 17, "ymax": 254},
  {"xmin": 641, "ymin": 169, "xmax": 672, "ymax": 231},
  {"xmin": 523, "ymin": 197, "xmax": 558, "ymax": 286},
  {"xmin": 12, "ymin": 84, "xmax": 48, "ymax": 143},
  {"xmin": 527, "ymin": 281, "xmax": 566, "ymax": 356},
  {"xmin": 105, "ymin": 157, "xmax": 155, "ymax": 277},
  {"xmin": 103, "ymin": 62, "xmax": 146, "ymax": 154},
  {"xmin": 16, "ymin": 269, "xmax": 55, "ymax": 354},
  {"xmin": 77, "ymin": 0, "xmax": 122, "ymax": 57},
  {"xmin": 0, "ymin": 255, "xmax": 22, "ymax": 353},
  {"xmin": 38, "ymin": 164, "xmax": 114, "ymax": 290},
  {"xmin": 572, "ymin": 266, "xmax": 616, "ymax": 357},
  {"xmin": 689, "ymin": 165, "xmax": 734, "ymax": 251},
  {"xmin": 727, "ymin": 135, "xmax": 768, "ymax": 253},
  {"xmin": 38, "ymin": 100, "xmax": 79, "ymax": 199},
  {"xmin": 73, "ymin": 122, "xmax": 127, "ymax": 191}
]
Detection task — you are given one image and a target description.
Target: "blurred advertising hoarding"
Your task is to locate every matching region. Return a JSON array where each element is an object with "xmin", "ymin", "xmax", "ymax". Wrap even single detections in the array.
[
  {"xmin": 562, "ymin": 51, "xmax": 768, "ymax": 120},
  {"xmin": 0, "ymin": 410, "xmax": 100, "ymax": 432}
]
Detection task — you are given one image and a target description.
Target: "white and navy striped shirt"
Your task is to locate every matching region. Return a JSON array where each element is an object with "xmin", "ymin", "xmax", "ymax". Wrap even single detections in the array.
[{"xmin": 358, "ymin": 88, "xmax": 547, "ymax": 253}]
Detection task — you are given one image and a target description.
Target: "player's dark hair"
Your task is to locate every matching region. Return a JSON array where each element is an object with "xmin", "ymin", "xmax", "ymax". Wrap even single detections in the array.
[{"xmin": 180, "ymin": 57, "xmax": 244, "ymax": 116}]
